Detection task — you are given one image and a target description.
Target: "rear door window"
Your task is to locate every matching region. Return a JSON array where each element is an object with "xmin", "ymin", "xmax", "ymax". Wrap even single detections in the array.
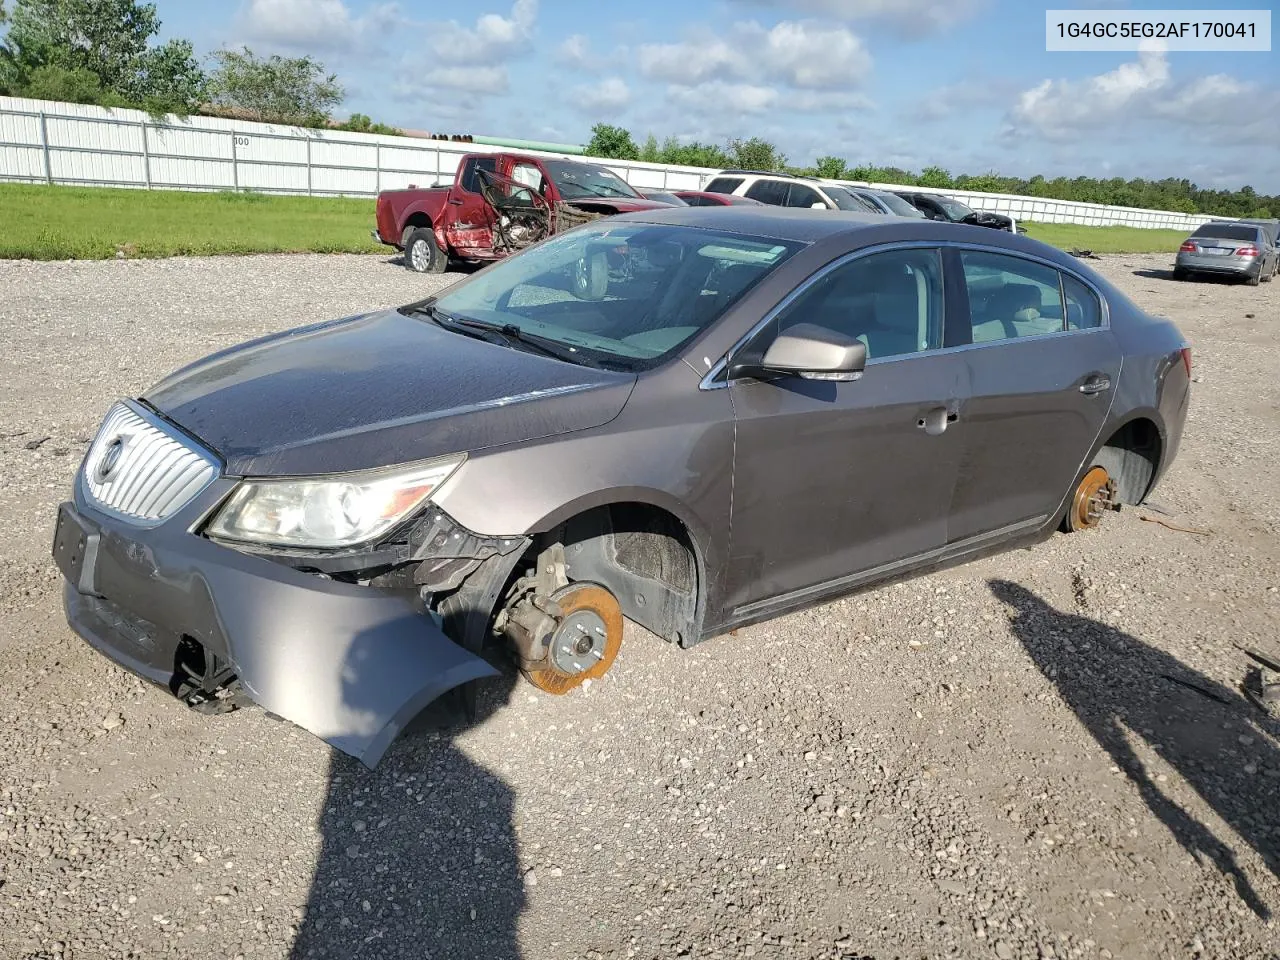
[
  {"xmin": 785, "ymin": 183, "xmax": 825, "ymax": 208},
  {"xmin": 459, "ymin": 156, "xmax": 497, "ymax": 194},
  {"xmin": 1062, "ymin": 274, "xmax": 1103, "ymax": 331},
  {"xmin": 959, "ymin": 251, "xmax": 1066, "ymax": 342},
  {"xmin": 705, "ymin": 177, "xmax": 744, "ymax": 194},
  {"xmin": 745, "ymin": 179, "xmax": 788, "ymax": 205}
]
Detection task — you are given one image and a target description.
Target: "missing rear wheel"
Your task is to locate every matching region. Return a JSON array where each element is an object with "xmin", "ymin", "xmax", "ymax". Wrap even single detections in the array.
[{"xmin": 1065, "ymin": 465, "xmax": 1118, "ymax": 532}]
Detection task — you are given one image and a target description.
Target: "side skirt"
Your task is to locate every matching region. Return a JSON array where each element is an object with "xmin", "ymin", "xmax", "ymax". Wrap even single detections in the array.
[{"xmin": 706, "ymin": 515, "xmax": 1053, "ymax": 638}]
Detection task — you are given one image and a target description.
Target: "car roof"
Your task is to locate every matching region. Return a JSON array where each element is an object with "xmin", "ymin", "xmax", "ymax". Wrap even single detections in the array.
[
  {"xmin": 605, "ymin": 205, "xmax": 1090, "ymax": 266},
  {"xmin": 605, "ymin": 204, "xmax": 931, "ymax": 241}
]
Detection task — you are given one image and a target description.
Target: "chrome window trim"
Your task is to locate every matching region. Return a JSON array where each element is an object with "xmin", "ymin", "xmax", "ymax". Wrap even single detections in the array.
[{"xmin": 700, "ymin": 238, "xmax": 1111, "ymax": 391}]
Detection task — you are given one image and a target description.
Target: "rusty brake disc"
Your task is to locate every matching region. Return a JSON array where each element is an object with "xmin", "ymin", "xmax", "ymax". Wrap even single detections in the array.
[{"xmin": 526, "ymin": 582, "xmax": 623, "ymax": 695}]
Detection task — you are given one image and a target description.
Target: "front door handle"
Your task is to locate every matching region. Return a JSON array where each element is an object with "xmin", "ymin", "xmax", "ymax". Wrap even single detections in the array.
[
  {"xmin": 1080, "ymin": 374, "xmax": 1111, "ymax": 396},
  {"xmin": 917, "ymin": 406, "xmax": 958, "ymax": 436}
]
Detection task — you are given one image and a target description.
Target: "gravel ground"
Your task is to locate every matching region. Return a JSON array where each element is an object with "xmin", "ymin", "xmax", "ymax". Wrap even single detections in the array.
[{"xmin": 0, "ymin": 252, "xmax": 1277, "ymax": 960}]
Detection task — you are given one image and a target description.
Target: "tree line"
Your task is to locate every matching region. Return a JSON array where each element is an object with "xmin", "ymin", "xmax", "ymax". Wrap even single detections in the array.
[
  {"xmin": 586, "ymin": 123, "xmax": 1277, "ymax": 220},
  {"xmin": 0, "ymin": 0, "xmax": 399, "ymax": 132}
]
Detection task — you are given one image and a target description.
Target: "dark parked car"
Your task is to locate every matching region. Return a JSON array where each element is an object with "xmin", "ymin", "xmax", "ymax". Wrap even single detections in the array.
[
  {"xmin": 895, "ymin": 191, "xmax": 1016, "ymax": 232},
  {"xmin": 847, "ymin": 187, "xmax": 928, "ymax": 218},
  {"xmin": 1239, "ymin": 217, "xmax": 1280, "ymax": 249},
  {"xmin": 674, "ymin": 190, "xmax": 765, "ymax": 207},
  {"xmin": 54, "ymin": 208, "xmax": 1190, "ymax": 767},
  {"xmin": 1175, "ymin": 221, "xmax": 1277, "ymax": 285}
]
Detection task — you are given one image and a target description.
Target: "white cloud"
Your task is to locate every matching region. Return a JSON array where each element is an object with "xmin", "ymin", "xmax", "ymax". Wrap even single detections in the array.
[
  {"xmin": 421, "ymin": 66, "xmax": 510, "ymax": 96},
  {"xmin": 572, "ymin": 77, "xmax": 632, "ymax": 113},
  {"xmin": 556, "ymin": 34, "xmax": 597, "ymax": 70},
  {"xmin": 910, "ymin": 77, "xmax": 1021, "ymax": 122},
  {"xmin": 636, "ymin": 18, "xmax": 872, "ymax": 130},
  {"xmin": 236, "ymin": 0, "xmax": 401, "ymax": 52},
  {"xmin": 1010, "ymin": 48, "xmax": 1279, "ymax": 147},
  {"xmin": 666, "ymin": 81, "xmax": 783, "ymax": 115},
  {"xmin": 726, "ymin": 0, "xmax": 986, "ymax": 35},
  {"xmin": 430, "ymin": 0, "xmax": 538, "ymax": 66},
  {"xmin": 639, "ymin": 20, "xmax": 871, "ymax": 90}
]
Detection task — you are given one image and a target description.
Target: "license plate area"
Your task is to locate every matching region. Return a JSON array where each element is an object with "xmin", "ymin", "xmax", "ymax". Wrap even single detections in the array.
[
  {"xmin": 53, "ymin": 502, "xmax": 100, "ymax": 595},
  {"xmin": 1201, "ymin": 246, "xmax": 1232, "ymax": 256}
]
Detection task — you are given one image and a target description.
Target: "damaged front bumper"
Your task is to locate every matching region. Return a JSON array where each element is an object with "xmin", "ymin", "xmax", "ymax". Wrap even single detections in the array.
[{"xmin": 53, "ymin": 478, "xmax": 499, "ymax": 768}]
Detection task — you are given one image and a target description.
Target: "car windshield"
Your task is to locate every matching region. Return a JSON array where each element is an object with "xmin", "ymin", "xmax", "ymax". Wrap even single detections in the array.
[
  {"xmin": 875, "ymin": 191, "xmax": 928, "ymax": 218},
  {"xmin": 824, "ymin": 186, "xmax": 872, "ymax": 212},
  {"xmin": 544, "ymin": 160, "xmax": 640, "ymax": 200},
  {"xmin": 936, "ymin": 197, "xmax": 975, "ymax": 220},
  {"xmin": 1190, "ymin": 223, "xmax": 1260, "ymax": 242},
  {"xmin": 421, "ymin": 222, "xmax": 803, "ymax": 370}
]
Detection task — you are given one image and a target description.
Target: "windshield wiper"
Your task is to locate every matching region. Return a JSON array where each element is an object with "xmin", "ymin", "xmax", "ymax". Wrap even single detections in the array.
[
  {"xmin": 442, "ymin": 316, "xmax": 596, "ymax": 366},
  {"xmin": 405, "ymin": 303, "xmax": 614, "ymax": 368}
]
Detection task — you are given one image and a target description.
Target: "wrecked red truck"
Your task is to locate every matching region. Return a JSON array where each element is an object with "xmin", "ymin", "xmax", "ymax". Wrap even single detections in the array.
[{"xmin": 373, "ymin": 152, "xmax": 671, "ymax": 272}]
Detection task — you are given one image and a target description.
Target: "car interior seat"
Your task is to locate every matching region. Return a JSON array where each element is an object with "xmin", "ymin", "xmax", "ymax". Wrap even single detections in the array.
[{"xmin": 859, "ymin": 266, "xmax": 924, "ymax": 358}]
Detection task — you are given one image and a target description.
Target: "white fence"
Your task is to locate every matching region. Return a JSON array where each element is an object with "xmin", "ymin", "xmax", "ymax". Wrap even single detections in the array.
[{"xmin": 0, "ymin": 95, "xmax": 1219, "ymax": 232}]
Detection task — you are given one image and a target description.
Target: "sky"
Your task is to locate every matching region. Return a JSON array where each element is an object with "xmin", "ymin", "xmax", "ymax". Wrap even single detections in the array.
[{"xmin": 153, "ymin": 0, "xmax": 1279, "ymax": 192}]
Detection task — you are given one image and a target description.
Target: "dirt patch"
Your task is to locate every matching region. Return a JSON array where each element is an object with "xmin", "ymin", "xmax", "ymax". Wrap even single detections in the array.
[{"xmin": 0, "ymin": 252, "xmax": 1276, "ymax": 960}]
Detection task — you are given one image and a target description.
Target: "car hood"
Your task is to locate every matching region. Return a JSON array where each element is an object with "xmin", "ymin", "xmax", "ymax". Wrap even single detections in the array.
[{"xmin": 143, "ymin": 309, "xmax": 637, "ymax": 476}]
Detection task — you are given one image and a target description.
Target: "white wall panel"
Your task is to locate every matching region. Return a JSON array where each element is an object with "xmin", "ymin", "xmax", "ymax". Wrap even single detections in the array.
[{"xmin": 0, "ymin": 95, "xmax": 1230, "ymax": 231}]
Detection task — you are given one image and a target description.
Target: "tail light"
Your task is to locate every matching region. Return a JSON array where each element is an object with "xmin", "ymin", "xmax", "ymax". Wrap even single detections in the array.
[
  {"xmin": 1180, "ymin": 347, "xmax": 1192, "ymax": 377},
  {"xmin": 1179, "ymin": 241, "xmax": 1197, "ymax": 252},
  {"xmin": 1236, "ymin": 245, "xmax": 1259, "ymax": 257}
]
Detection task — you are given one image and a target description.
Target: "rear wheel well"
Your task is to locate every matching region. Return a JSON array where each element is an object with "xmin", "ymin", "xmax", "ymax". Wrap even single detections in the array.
[
  {"xmin": 400, "ymin": 214, "xmax": 433, "ymax": 244},
  {"xmin": 534, "ymin": 503, "xmax": 700, "ymax": 647},
  {"xmin": 1093, "ymin": 418, "xmax": 1162, "ymax": 505}
]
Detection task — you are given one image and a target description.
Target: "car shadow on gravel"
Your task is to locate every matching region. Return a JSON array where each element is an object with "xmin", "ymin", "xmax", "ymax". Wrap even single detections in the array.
[
  {"xmin": 289, "ymin": 665, "xmax": 523, "ymax": 960},
  {"xmin": 991, "ymin": 579, "xmax": 1280, "ymax": 919},
  {"xmin": 384, "ymin": 256, "xmax": 482, "ymax": 276},
  {"xmin": 1133, "ymin": 268, "xmax": 1256, "ymax": 287}
]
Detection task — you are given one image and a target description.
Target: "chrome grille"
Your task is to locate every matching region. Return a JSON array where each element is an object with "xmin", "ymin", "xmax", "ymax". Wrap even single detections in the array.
[{"xmin": 82, "ymin": 402, "xmax": 218, "ymax": 524}]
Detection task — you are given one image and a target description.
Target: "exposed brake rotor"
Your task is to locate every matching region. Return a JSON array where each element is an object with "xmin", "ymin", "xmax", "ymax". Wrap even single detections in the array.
[
  {"xmin": 1067, "ymin": 465, "xmax": 1117, "ymax": 532},
  {"xmin": 525, "ymin": 582, "xmax": 623, "ymax": 695}
]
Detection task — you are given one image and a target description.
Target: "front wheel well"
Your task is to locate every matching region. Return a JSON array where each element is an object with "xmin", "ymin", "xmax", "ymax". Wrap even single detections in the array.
[
  {"xmin": 1093, "ymin": 418, "xmax": 1163, "ymax": 505},
  {"xmin": 533, "ymin": 502, "xmax": 701, "ymax": 647}
]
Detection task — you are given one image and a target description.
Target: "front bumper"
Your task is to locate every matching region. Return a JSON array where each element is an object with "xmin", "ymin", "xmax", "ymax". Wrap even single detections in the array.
[{"xmin": 55, "ymin": 477, "xmax": 498, "ymax": 768}]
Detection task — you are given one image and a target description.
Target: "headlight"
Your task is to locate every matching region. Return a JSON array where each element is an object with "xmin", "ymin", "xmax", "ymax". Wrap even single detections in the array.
[{"xmin": 205, "ymin": 455, "xmax": 465, "ymax": 549}]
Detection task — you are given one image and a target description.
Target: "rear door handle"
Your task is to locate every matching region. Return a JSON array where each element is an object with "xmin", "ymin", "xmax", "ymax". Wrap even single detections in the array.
[{"xmin": 1080, "ymin": 375, "xmax": 1111, "ymax": 396}]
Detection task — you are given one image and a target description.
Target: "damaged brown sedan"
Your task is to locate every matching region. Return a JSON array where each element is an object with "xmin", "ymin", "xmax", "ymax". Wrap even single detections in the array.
[{"xmin": 54, "ymin": 207, "xmax": 1191, "ymax": 766}]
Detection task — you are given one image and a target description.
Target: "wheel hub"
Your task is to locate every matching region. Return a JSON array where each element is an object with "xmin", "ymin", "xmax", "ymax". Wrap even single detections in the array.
[
  {"xmin": 526, "ymin": 582, "xmax": 623, "ymax": 695},
  {"xmin": 410, "ymin": 239, "xmax": 428, "ymax": 271},
  {"xmin": 549, "ymin": 608, "xmax": 609, "ymax": 675},
  {"xmin": 1068, "ymin": 465, "xmax": 1117, "ymax": 531}
]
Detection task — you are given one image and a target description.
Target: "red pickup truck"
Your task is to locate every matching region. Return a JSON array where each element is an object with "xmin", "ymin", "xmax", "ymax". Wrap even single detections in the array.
[{"xmin": 373, "ymin": 152, "xmax": 670, "ymax": 272}]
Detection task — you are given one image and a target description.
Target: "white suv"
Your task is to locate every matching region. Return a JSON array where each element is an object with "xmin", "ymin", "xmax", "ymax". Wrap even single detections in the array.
[{"xmin": 702, "ymin": 171, "xmax": 878, "ymax": 213}]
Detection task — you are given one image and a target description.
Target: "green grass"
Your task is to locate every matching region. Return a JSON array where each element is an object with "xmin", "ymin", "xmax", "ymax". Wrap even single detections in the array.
[
  {"xmin": 0, "ymin": 183, "xmax": 1192, "ymax": 260},
  {"xmin": 0, "ymin": 183, "xmax": 384, "ymax": 260},
  {"xmin": 1020, "ymin": 222, "xmax": 1187, "ymax": 254}
]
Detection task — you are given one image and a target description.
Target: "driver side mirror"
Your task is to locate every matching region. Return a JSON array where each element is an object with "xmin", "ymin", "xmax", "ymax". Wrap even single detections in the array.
[
  {"xmin": 732, "ymin": 323, "xmax": 867, "ymax": 382},
  {"xmin": 811, "ymin": 201, "xmax": 827, "ymax": 209}
]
